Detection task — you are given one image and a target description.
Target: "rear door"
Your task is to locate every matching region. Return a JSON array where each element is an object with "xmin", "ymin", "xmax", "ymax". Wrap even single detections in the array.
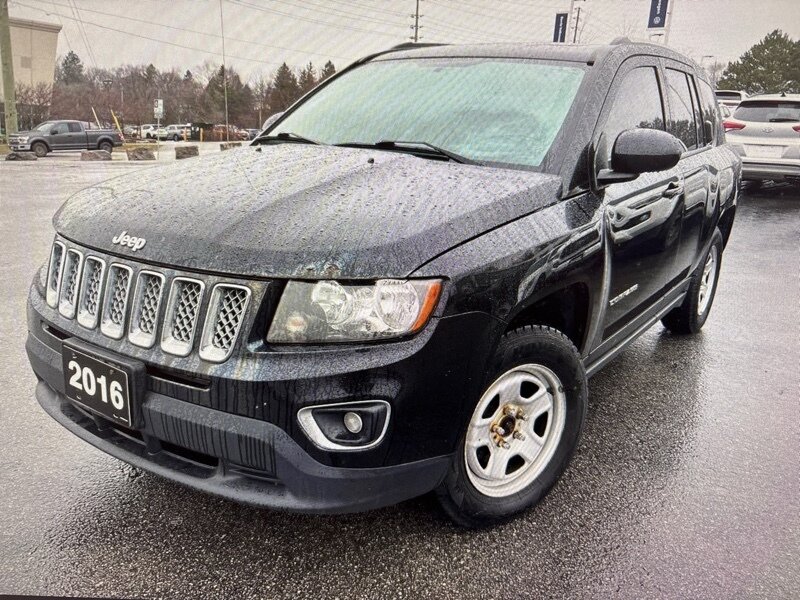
[
  {"xmin": 662, "ymin": 65, "xmax": 711, "ymax": 279},
  {"xmin": 593, "ymin": 60, "xmax": 685, "ymax": 338},
  {"xmin": 67, "ymin": 122, "xmax": 88, "ymax": 149}
]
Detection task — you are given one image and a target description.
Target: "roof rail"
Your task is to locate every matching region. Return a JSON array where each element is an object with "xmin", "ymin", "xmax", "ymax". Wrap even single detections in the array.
[{"xmin": 388, "ymin": 42, "xmax": 448, "ymax": 51}]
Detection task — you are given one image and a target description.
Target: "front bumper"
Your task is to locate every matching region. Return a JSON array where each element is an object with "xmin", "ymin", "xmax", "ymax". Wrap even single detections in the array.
[
  {"xmin": 32, "ymin": 376, "xmax": 448, "ymax": 513},
  {"xmin": 10, "ymin": 143, "xmax": 31, "ymax": 151},
  {"xmin": 27, "ymin": 271, "xmax": 500, "ymax": 512}
]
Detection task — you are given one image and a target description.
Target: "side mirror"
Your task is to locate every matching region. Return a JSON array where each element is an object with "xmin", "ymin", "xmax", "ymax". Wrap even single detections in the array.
[
  {"xmin": 598, "ymin": 128, "xmax": 684, "ymax": 184},
  {"xmin": 261, "ymin": 112, "xmax": 284, "ymax": 131},
  {"xmin": 50, "ymin": 128, "xmax": 59, "ymax": 136}
]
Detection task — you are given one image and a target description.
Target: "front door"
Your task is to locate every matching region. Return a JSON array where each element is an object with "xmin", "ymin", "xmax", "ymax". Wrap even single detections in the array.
[
  {"xmin": 592, "ymin": 61, "xmax": 685, "ymax": 339},
  {"xmin": 47, "ymin": 122, "xmax": 72, "ymax": 149}
]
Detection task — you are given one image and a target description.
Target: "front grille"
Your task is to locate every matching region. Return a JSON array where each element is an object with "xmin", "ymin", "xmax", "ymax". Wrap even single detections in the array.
[
  {"xmin": 199, "ymin": 285, "xmax": 251, "ymax": 362},
  {"xmin": 44, "ymin": 239, "xmax": 254, "ymax": 362},
  {"xmin": 161, "ymin": 278, "xmax": 205, "ymax": 357}
]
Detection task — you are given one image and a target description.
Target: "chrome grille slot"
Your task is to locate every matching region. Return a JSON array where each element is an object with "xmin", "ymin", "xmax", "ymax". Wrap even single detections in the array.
[
  {"xmin": 58, "ymin": 249, "xmax": 84, "ymax": 319},
  {"xmin": 199, "ymin": 284, "xmax": 251, "ymax": 362},
  {"xmin": 100, "ymin": 264, "xmax": 133, "ymax": 339},
  {"xmin": 46, "ymin": 241, "xmax": 65, "ymax": 308},
  {"xmin": 128, "ymin": 271, "xmax": 165, "ymax": 348},
  {"xmin": 77, "ymin": 257, "xmax": 106, "ymax": 329},
  {"xmin": 161, "ymin": 278, "xmax": 204, "ymax": 356}
]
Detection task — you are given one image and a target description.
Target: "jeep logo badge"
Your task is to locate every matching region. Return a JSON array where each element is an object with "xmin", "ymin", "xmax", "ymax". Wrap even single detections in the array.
[{"xmin": 111, "ymin": 231, "xmax": 146, "ymax": 252}]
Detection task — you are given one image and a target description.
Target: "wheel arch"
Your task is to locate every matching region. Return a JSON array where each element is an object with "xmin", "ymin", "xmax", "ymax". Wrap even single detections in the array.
[{"xmin": 504, "ymin": 282, "xmax": 591, "ymax": 355}]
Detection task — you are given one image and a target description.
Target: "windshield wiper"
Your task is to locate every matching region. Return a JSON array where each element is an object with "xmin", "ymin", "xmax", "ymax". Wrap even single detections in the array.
[
  {"xmin": 335, "ymin": 140, "xmax": 479, "ymax": 165},
  {"xmin": 253, "ymin": 131, "xmax": 321, "ymax": 145}
]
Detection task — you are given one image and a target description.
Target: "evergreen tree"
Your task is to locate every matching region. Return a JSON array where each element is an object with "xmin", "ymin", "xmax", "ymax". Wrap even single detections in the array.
[
  {"xmin": 718, "ymin": 30, "xmax": 800, "ymax": 94},
  {"xmin": 57, "ymin": 51, "xmax": 85, "ymax": 85},
  {"xmin": 319, "ymin": 61, "xmax": 336, "ymax": 81},
  {"xmin": 298, "ymin": 62, "xmax": 316, "ymax": 94},
  {"xmin": 270, "ymin": 62, "xmax": 300, "ymax": 112}
]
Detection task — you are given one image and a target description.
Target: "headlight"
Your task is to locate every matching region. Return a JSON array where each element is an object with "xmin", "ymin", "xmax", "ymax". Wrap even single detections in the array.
[
  {"xmin": 267, "ymin": 279, "xmax": 442, "ymax": 343},
  {"xmin": 15, "ymin": 136, "xmax": 28, "ymax": 143}
]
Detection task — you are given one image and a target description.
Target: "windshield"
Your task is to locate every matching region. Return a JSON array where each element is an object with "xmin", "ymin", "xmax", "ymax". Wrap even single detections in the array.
[
  {"xmin": 271, "ymin": 58, "xmax": 585, "ymax": 168},
  {"xmin": 32, "ymin": 122, "xmax": 55, "ymax": 132},
  {"xmin": 733, "ymin": 100, "xmax": 800, "ymax": 122}
]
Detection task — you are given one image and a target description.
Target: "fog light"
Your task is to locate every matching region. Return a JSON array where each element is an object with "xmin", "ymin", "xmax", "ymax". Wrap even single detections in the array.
[
  {"xmin": 343, "ymin": 411, "xmax": 363, "ymax": 434},
  {"xmin": 296, "ymin": 400, "xmax": 391, "ymax": 451}
]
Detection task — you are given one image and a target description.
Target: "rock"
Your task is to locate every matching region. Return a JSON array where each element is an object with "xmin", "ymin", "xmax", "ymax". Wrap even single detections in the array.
[
  {"xmin": 175, "ymin": 145, "xmax": 199, "ymax": 160},
  {"xmin": 5, "ymin": 152, "xmax": 37, "ymax": 161},
  {"xmin": 220, "ymin": 142, "xmax": 242, "ymax": 151},
  {"xmin": 81, "ymin": 150, "xmax": 112, "ymax": 161},
  {"xmin": 126, "ymin": 147, "xmax": 156, "ymax": 161}
]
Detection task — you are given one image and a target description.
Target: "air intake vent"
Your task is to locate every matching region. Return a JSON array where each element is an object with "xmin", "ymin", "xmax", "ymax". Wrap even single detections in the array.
[
  {"xmin": 77, "ymin": 257, "xmax": 106, "ymax": 329},
  {"xmin": 128, "ymin": 271, "xmax": 165, "ymax": 348},
  {"xmin": 161, "ymin": 277, "xmax": 204, "ymax": 356},
  {"xmin": 199, "ymin": 284, "xmax": 251, "ymax": 362},
  {"xmin": 100, "ymin": 264, "xmax": 133, "ymax": 339},
  {"xmin": 57, "ymin": 249, "xmax": 84, "ymax": 319},
  {"xmin": 46, "ymin": 241, "xmax": 66, "ymax": 308}
]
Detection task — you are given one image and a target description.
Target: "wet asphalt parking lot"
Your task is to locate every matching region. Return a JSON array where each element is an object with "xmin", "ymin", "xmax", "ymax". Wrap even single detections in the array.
[{"xmin": 1, "ymin": 158, "xmax": 798, "ymax": 599}]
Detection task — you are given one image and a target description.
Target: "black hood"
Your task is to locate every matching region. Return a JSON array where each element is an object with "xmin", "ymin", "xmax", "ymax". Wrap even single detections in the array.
[{"xmin": 55, "ymin": 144, "xmax": 562, "ymax": 279}]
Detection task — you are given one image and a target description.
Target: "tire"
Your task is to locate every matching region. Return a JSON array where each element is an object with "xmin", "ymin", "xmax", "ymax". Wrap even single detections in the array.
[
  {"xmin": 173, "ymin": 135, "xmax": 180, "ymax": 142},
  {"xmin": 32, "ymin": 142, "xmax": 48, "ymax": 158},
  {"xmin": 661, "ymin": 230, "xmax": 723, "ymax": 335},
  {"xmin": 98, "ymin": 141, "xmax": 113, "ymax": 153},
  {"xmin": 436, "ymin": 325, "xmax": 587, "ymax": 528}
]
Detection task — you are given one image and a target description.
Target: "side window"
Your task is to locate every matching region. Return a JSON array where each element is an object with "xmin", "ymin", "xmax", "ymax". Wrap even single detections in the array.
[
  {"xmin": 665, "ymin": 69, "xmax": 698, "ymax": 150},
  {"xmin": 51, "ymin": 123, "xmax": 69, "ymax": 135},
  {"xmin": 687, "ymin": 75, "xmax": 704, "ymax": 145},
  {"xmin": 697, "ymin": 78, "xmax": 721, "ymax": 145},
  {"xmin": 599, "ymin": 66, "xmax": 665, "ymax": 166},
  {"xmin": 68, "ymin": 123, "xmax": 82, "ymax": 133}
]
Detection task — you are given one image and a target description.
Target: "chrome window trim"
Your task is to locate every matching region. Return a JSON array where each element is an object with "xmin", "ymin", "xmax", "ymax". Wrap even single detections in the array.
[
  {"xmin": 128, "ymin": 270, "xmax": 166, "ymax": 349},
  {"xmin": 198, "ymin": 283, "xmax": 251, "ymax": 363},
  {"xmin": 296, "ymin": 400, "xmax": 392, "ymax": 452},
  {"xmin": 57, "ymin": 248, "xmax": 84, "ymax": 319},
  {"xmin": 100, "ymin": 263, "xmax": 134, "ymax": 340},
  {"xmin": 160, "ymin": 277, "xmax": 205, "ymax": 357},
  {"xmin": 46, "ymin": 241, "xmax": 66, "ymax": 308}
]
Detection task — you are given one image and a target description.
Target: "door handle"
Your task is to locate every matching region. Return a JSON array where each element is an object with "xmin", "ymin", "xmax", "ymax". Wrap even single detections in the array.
[{"xmin": 663, "ymin": 181, "xmax": 685, "ymax": 197}]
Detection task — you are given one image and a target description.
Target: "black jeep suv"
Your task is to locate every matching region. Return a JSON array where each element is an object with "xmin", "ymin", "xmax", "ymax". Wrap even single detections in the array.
[{"xmin": 26, "ymin": 40, "xmax": 740, "ymax": 526}]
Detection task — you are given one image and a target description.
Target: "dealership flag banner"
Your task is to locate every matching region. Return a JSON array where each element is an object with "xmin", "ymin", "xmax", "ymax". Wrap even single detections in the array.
[
  {"xmin": 553, "ymin": 12, "xmax": 568, "ymax": 42},
  {"xmin": 647, "ymin": 0, "xmax": 669, "ymax": 28}
]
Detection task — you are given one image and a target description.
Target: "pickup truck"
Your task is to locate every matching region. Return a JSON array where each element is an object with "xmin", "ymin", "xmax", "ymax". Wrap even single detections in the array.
[
  {"xmin": 9, "ymin": 120, "xmax": 122, "ymax": 157},
  {"xmin": 26, "ymin": 40, "xmax": 740, "ymax": 527}
]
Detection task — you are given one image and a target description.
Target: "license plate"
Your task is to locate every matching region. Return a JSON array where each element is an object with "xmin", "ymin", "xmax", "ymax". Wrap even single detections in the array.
[
  {"xmin": 62, "ymin": 345, "xmax": 133, "ymax": 427},
  {"xmin": 746, "ymin": 145, "xmax": 784, "ymax": 159}
]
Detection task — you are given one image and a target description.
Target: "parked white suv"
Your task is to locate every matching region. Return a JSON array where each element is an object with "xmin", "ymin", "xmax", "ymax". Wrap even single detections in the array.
[
  {"xmin": 163, "ymin": 124, "xmax": 189, "ymax": 141},
  {"xmin": 724, "ymin": 94, "xmax": 800, "ymax": 184},
  {"xmin": 139, "ymin": 124, "xmax": 157, "ymax": 139}
]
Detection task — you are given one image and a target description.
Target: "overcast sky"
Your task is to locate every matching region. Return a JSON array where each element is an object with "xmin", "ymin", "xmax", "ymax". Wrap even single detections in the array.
[{"xmin": 8, "ymin": 0, "xmax": 800, "ymax": 82}]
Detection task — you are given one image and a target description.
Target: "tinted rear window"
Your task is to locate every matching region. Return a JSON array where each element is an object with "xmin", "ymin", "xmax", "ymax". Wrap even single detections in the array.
[{"xmin": 733, "ymin": 101, "xmax": 800, "ymax": 122}]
